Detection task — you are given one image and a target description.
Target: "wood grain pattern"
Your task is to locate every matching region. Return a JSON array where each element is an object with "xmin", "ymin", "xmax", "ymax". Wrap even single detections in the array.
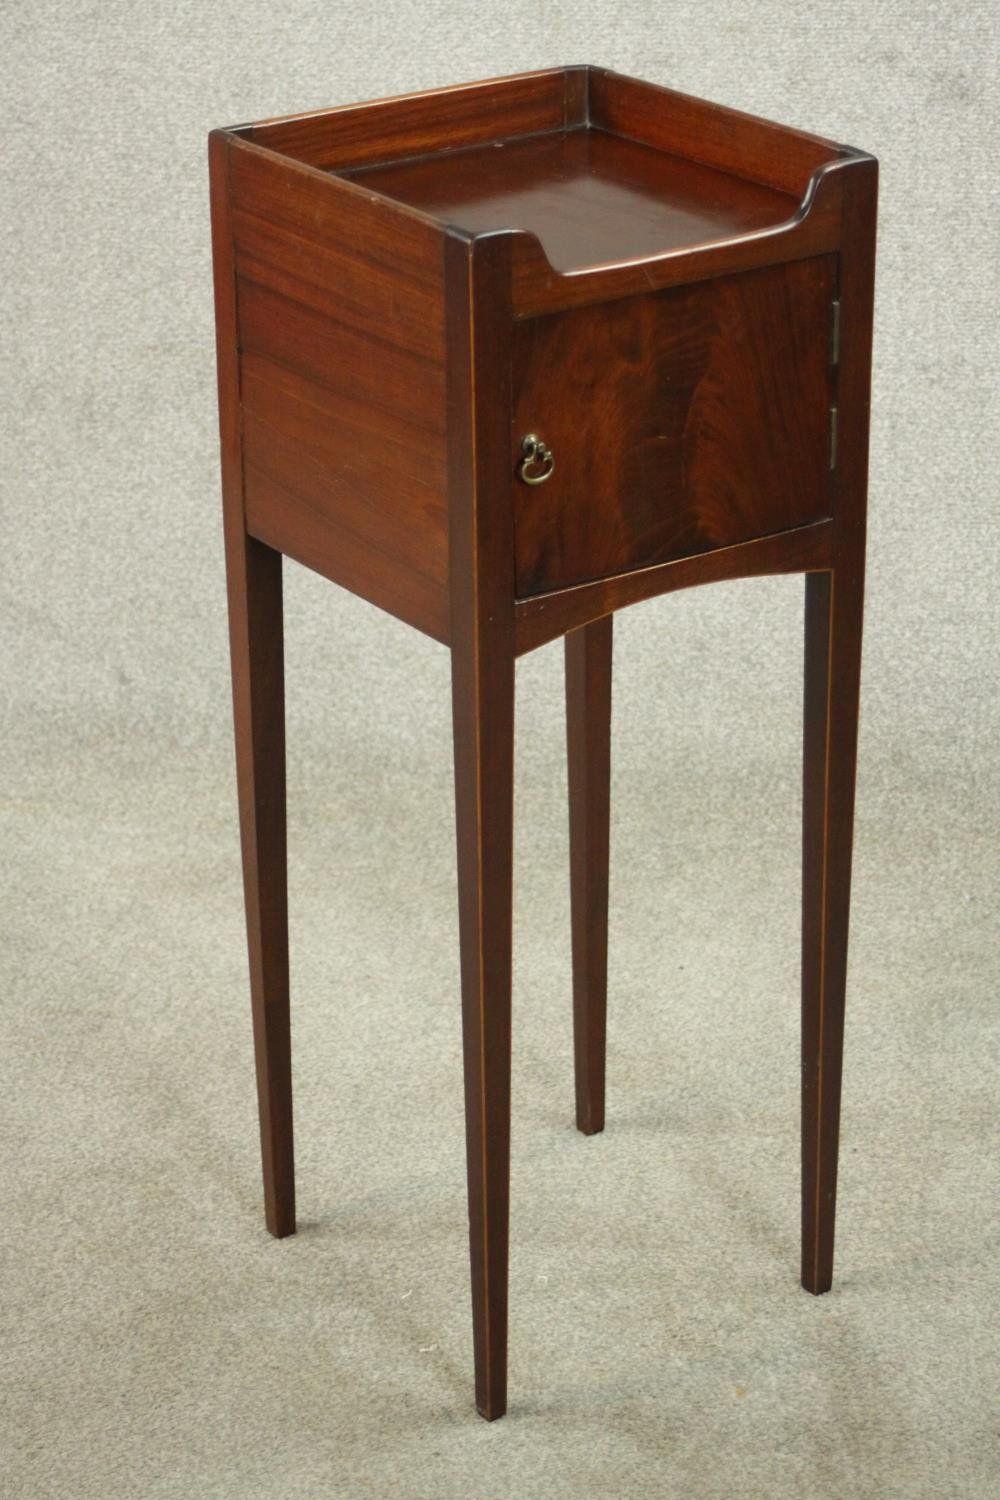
[
  {"xmin": 247, "ymin": 67, "xmax": 587, "ymax": 170},
  {"xmin": 228, "ymin": 136, "xmax": 451, "ymax": 642},
  {"xmin": 588, "ymin": 67, "xmax": 842, "ymax": 195},
  {"xmin": 513, "ymin": 255, "xmax": 837, "ymax": 597},
  {"xmin": 446, "ymin": 231, "xmax": 517, "ymax": 1422},
  {"xmin": 508, "ymin": 162, "xmax": 843, "ymax": 317},
  {"xmin": 243, "ymin": 461, "xmax": 450, "ymax": 645},
  {"xmin": 566, "ymin": 616, "xmax": 613, "ymax": 1136},
  {"xmin": 209, "ymin": 132, "xmax": 295, "ymax": 1239},
  {"xmin": 343, "ymin": 127, "xmax": 801, "ymax": 275},
  {"xmin": 231, "ymin": 205, "xmax": 443, "ymax": 361},
  {"xmin": 514, "ymin": 520, "xmax": 835, "ymax": 656}
]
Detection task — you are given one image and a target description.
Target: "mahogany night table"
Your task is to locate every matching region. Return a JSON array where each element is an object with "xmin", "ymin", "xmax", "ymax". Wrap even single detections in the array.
[{"xmin": 208, "ymin": 66, "xmax": 878, "ymax": 1420}]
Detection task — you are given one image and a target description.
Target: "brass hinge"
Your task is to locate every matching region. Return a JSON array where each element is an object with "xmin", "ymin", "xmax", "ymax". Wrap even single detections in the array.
[
  {"xmin": 829, "ymin": 405, "xmax": 839, "ymax": 470},
  {"xmin": 830, "ymin": 298, "xmax": 841, "ymax": 366}
]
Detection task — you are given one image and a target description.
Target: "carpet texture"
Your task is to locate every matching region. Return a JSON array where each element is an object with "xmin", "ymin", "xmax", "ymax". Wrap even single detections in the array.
[{"xmin": 2, "ymin": 3, "xmax": 998, "ymax": 1496}]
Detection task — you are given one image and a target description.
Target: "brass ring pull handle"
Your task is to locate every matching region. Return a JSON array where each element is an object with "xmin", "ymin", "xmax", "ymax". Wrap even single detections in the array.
[{"xmin": 517, "ymin": 432, "xmax": 555, "ymax": 486}]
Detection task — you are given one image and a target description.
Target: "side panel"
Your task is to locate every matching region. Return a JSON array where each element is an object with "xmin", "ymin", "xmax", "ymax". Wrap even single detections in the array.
[
  {"xmin": 226, "ymin": 138, "xmax": 452, "ymax": 642},
  {"xmin": 512, "ymin": 255, "xmax": 837, "ymax": 597}
]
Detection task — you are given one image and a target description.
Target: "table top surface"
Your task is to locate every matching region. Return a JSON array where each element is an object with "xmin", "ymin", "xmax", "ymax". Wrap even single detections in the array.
[{"xmin": 336, "ymin": 125, "xmax": 800, "ymax": 273}]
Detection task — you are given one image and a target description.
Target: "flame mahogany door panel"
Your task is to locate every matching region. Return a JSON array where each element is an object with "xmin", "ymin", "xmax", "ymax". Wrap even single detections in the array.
[{"xmin": 512, "ymin": 254, "xmax": 837, "ymax": 597}]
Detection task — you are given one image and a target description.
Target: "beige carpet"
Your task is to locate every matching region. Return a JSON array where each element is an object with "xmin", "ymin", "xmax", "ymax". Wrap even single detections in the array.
[{"xmin": 2, "ymin": 3, "xmax": 998, "ymax": 1496}]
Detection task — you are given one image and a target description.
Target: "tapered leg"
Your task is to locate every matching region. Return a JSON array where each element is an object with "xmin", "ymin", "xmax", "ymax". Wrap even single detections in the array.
[
  {"xmin": 565, "ymin": 615, "xmax": 613, "ymax": 1135},
  {"xmin": 801, "ymin": 562, "xmax": 864, "ymax": 1293},
  {"xmin": 225, "ymin": 531, "xmax": 295, "ymax": 1239},
  {"xmin": 451, "ymin": 630, "xmax": 515, "ymax": 1420}
]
